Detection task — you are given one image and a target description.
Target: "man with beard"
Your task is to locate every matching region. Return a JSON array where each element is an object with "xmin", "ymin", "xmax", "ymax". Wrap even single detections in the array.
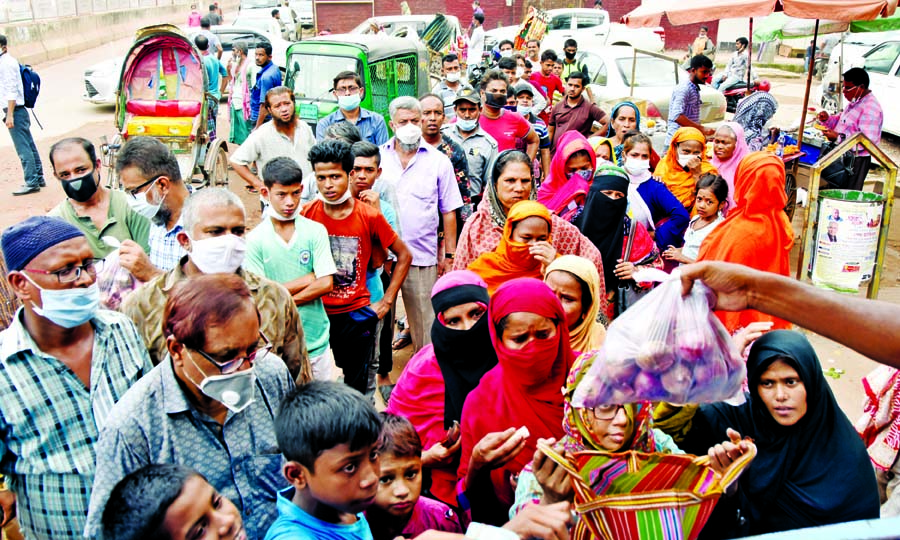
[
  {"xmin": 231, "ymin": 86, "xmax": 316, "ymax": 196},
  {"xmin": 666, "ymin": 55, "xmax": 716, "ymax": 147},
  {"xmin": 48, "ymin": 137, "xmax": 152, "ymax": 271},
  {"xmin": 419, "ymin": 93, "xmax": 472, "ymax": 228},
  {"xmin": 548, "ymin": 71, "xmax": 607, "ymax": 151},
  {"xmin": 379, "ymin": 97, "xmax": 463, "ymax": 354},
  {"xmin": 250, "ymin": 42, "xmax": 282, "ymax": 128},
  {"xmin": 116, "ymin": 136, "xmax": 192, "ymax": 279}
]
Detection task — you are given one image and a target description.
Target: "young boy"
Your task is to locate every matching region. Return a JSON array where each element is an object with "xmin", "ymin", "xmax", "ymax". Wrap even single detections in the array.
[
  {"xmin": 245, "ymin": 156, "xmax": 338, "ymax": 381},
  {"xmin": 301, "ymin": 140, "xmax": 412, "ymax": 394},
  {"xmin": 366, "ymin": 414, "xmax": 463, "ymax": 540},
  {"xmin": 267, "ymin": 381, "xmax": 384, "ymax": 540},
  {"xmin": 350, "ymin": 141, "xmax": 400, "ymax": 399},
  {"xmin": 101, "ymin": 463, "xmax": 244, "ymax": 540},
  {"xmin": 529, "ymin": 50, "xmax": 564, "ymax": 123}
]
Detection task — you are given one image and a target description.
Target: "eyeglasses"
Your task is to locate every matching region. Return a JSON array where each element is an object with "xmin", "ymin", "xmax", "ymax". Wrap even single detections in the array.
[
  {"xmin": 190, "ymin": 332, "xmax": 272, "ymax": 374},
  {"xmin": 24, "ymin": 258, "xmax": 104, "ymax": 284},
  {"xmin": 334, "ymin": 86, "xmax": 360, "ymax": 96},
  {"xmin": 591, "ymin": 404, "xmax": 625, "ymax": 420},
  {"xmin": 126, "ymin": 174, "xmax": 163, "ymax": 199}
]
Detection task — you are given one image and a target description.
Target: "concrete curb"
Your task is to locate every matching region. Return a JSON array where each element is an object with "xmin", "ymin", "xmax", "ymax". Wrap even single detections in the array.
[{"xmin": 1, "ymin": 0, "xmax": 239, "ymax": 67}]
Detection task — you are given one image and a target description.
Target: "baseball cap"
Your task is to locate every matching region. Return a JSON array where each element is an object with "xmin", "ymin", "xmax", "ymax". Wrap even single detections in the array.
[
  {"xmin": 454, "ymin": 87, "xmax": 481, "ymax": 106},
  {"xmin": 513, "ymin": 82, "xmax": 534, "ymax": 97}
]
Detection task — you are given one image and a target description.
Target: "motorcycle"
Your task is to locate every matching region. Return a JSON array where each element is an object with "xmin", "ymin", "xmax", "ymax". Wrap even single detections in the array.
[{"xmin": 723, "ymin": 79, "xmax": 771, "ymax": 113}]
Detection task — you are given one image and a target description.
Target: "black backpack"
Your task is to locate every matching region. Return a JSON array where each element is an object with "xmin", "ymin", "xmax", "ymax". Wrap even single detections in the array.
[{"xmin": 20, "ymin": 64, "xmax": 39, "ymax": 108}]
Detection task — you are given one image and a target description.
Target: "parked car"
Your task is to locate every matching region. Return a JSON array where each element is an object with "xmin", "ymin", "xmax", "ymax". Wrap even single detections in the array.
[
  {"xmin": 856, "ymin": 40, "xmax": 900, "ymax": 136},
  {"xmin": 578, "ymin": 47, "xmax": 726, "ymax": 131},
  {"xmin": 485, "ymin": 9, "xmax": 664, "ymax": 55},
  {"xmin": 83, "ymin": 26, "xmax": 288, "ymax": 105},
  {"xmin": 288, "ymin": 0, "xmax": 314, "ymax": 28},
  {"xmin": 816, "ymin": 31, "xmax": 900, "ymax": 111},
  {"xmin": 350, "ymin": 14, "xmax": 463, "ymax": 44},
  {"xmin": 237, "ymin": 0, "xmax": 300, "ymax": 40}
]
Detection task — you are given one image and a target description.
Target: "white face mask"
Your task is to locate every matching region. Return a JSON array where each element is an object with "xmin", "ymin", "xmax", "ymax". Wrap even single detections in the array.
[
  {"xmin": 677, "ymin": 154, "xmax": 696, "ymax": 168},
  {"xmin": 395, "ymin": 123, "xmax": 422, "ymax": 146},
  {"xmin": 128, "ymin": 180, "xmax": 165, "ymax": 219},
  {"xmin": 187, "ymin": 234, "xmax": 247, "ymax": 274},
  {"xmin": 186, "ymin": 352, "xmax": 258, "ymax": 414},
  {"xmin": 316, "ymin": 190, "xmax": 352, "ymax": 206},
  {"xmin": 500, "ymin": 50, "xmax": 513, "ymax": 58},
  {"xmin": 516, "ymin": 67, "xmax": 525, "ymax": 78},
  {"xmin": 624, "ymin": 158, "xmax": 650, "ymax": 174},
  {"xmin": 265, "ymin": 203, "xmax": 299, "ymax": 221},
  {"xmin": 446, "ymin": 72, "xmax": 461, "ymax": 83}
]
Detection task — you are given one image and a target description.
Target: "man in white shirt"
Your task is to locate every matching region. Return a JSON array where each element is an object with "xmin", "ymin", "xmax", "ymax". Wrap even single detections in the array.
[
  {"xmin": 230, "ymin": 86, "xmax": 316, "ymax": 199},
  {"xmin": 0, "ymin": 35, "xmax": 44, "ymax": 196},
  {"xmin": 467, "ymin": 12, "xmax": 485, "ymax": 78}
]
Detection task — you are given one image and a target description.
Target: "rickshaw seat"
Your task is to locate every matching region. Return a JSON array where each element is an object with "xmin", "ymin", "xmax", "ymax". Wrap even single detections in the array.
[{"xmin": 126, "ymin": 99, "xmax": 202, "ymax": 117}]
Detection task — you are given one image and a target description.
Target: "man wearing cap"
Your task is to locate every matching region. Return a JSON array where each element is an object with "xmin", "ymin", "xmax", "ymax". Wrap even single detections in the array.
[
  {"xmin": 0, "ymin": 216, "xmax": 152, "ymax": 539},
  {"xmin": 513, "ymin": 83, "xmax": 551, "ymax": 181},
  {"xmin": 441, "ymin": 87, "xmax": 498, "ymax": 210}
]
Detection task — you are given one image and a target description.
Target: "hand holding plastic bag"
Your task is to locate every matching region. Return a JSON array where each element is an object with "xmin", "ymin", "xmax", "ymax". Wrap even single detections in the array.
[
  {"xmin": 97, "ymin": 237, "xmax": 142, "ymax": 311},
  {"xmin": 572, "ymin": 269, "xmax": 746, "ymax": 407}
]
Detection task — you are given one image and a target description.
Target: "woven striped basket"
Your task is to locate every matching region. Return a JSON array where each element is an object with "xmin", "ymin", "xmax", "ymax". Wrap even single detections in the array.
[{"xmin": 539, "ymin": 443, "xmax": 756, "ymax": 540}]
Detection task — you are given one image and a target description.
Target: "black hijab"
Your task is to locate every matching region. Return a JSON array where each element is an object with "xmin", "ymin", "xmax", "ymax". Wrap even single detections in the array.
[
  {"xmin": 574, "ymin": 169, "xmax": 630, "ymax": 291},
  {"xmin": 683, "ymin": 330, "xmax": 879, "ymax": 537},
  {"xmin": 431, "ymin": 282, "xmax": 498, "ymax": 428}
]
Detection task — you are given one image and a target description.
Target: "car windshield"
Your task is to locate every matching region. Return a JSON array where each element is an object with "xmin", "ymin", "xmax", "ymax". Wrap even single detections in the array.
[
  {"xmin": 241, "ymin": 0, "xmax": 278, "ymax": 8},
  {"xmin": 288, "ymin": 54, "xmax": 361, "ymax": 102},
  {"xmin": 615, "ymin": 56, "xmax": 680, "ymax": 87},
  {"xmin": 233, "ymin": 17, "xmax": 270, "ymax": 33}
]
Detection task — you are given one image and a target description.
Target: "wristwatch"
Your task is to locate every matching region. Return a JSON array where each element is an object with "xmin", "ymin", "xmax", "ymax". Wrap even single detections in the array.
[{"xmin": 445, "ymin": 252, "xmax": 455, "ymax": 260}]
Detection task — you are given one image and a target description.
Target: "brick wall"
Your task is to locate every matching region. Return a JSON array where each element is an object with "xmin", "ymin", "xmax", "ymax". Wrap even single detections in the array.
[{"xmin": 315, "ymin": 0, "xmax": 375, "ymax": 34}]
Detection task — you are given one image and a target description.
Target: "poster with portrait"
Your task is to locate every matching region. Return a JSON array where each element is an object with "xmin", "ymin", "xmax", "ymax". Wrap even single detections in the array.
[{"xmin": 812, "ymin": 196, "xmax": 882, "ymax": 292}]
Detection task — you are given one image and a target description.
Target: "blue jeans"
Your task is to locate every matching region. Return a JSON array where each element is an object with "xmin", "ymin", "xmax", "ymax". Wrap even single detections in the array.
[{"xmin": 6, "ymin": 106, "xmax": 43, "ymax": 187}]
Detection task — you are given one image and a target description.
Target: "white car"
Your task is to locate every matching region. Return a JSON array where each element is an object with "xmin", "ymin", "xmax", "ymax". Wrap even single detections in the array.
[
  {"xmin": 855, "ymin": 40, "xmax": 900, "ymax": 136},
  {"xmin": 350, "ymin": 14, "xmax": 464, "ymax": 44},
  {"xmin": 82, "ymin": 26, "xmax": 288, "ymax": 105},
  {"xmin": 237, "ymin": 0, "xmax": 300, "ymax": 40},
  {"xmin": 816, "ymin": 31, "xmax": 900, "ymax": 110},
  {"xmin": 578, "ymin": 47, "xmax": 726, "ymax": 130},
  {"xmin": 288, "ymin": 0, "xmax": 313, "ymax": 27},
  {"xmin": 485, "ymin": 9, "xmax": 664, "ymax": 55}
]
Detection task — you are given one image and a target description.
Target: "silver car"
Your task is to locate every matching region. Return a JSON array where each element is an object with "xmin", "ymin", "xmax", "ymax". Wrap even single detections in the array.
[{"xmin": 579, "ymin": 47, "xmax": 726, "ymax": 130}]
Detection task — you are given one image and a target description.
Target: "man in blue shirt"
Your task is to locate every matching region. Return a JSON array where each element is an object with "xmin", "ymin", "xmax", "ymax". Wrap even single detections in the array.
[
  {"xmin": 251, "ymin": 42, "xmax": 283, "ymax": 128},
  {"xmin": 195, "ymin": 35, "xmax": 227, "ymax": 141},
  {"xmin": 315, "ymin": 71, "xmax": 389, "ymax": 145},
  {"xmin": 665, "ymin": 54, "xmax": 715, "ymax": 148}
]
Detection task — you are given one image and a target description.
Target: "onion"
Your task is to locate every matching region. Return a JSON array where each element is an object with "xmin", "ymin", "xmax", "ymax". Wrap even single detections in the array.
[
  {"xmin": 603, "ymin": 358, "xmax": 639, "ymax": 386},
  {"xmin": 635, "ymin": 346, "xmax": 675, "ymax": 373},
  {"xmin": 633, "ymin": 371, "xmax": 667, "ymax": 400},
  {"xmin": 661, "ymin": 362, "xmax": 693, "ymax": 400}
]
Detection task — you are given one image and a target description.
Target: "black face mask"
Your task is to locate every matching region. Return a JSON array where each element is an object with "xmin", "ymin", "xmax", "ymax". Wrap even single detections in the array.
[
  {"xmin": 484, "ymin": 92, "xmax": 506, "ymax": 109},
  {"xmin": 62, "ymin": 169, "xmax": 100, "ymax": 203},
  {"xmin": 565, "ymin": 51, "xmax": 576, "ymax": 60}
]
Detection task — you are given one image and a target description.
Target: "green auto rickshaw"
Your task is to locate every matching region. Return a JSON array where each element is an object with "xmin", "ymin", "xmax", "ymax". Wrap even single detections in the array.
[{"xmin": 285, "ymin": 34, "xmax": 431, "ymax": 133}]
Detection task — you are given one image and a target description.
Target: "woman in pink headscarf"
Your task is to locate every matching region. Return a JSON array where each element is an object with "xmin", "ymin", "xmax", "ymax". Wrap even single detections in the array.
[
  {"xmin": 537, "ymin": 131, "xmax": 596, "ymax": 223},
  {"xmin": 710, "ymin": 122, "xmax": 750, "ymax": 214}
]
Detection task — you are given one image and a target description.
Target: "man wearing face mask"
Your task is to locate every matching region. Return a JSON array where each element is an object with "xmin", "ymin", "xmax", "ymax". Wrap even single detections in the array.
[
  {"xmin": 85, "ymin": 274, "xmax": 295, "ymax": 540},
  {"xmin": 513, "ymin": 83, "xmax": 551, "ymax": 181},
  {"xmin": 315, "ymin": 71, "xmax": 389, "ymax": 145},
  {"xmin": 432, "ymin": 53, "xmax": 473, "ymax": 120},
  {"xmin": 121, "ymin": 188, "xmax": 311, "ymax": 383},
  {"xmin": 498, "ymin": 56, "xmax": 546, "ymax": 119},
  {"xmin": 379, "ymin": 97, "xmax": 463, "ymax": 353},
  {"xmin": 443, "ymin": 87, "xmax": 498, "ymax": 209},
  {"xmin": 479, "ymin": 70, "xmax": 539, "ymax": 160},
  {"xmin": 495, "ymin": 39, "xmax": 515, "ymax": 65},
  {"xmin": 232, "ymin": 86, "xmax": 316, "ymax": 197},
  {"xmin": 47, "ymin": 137, "xmax": 152, "ymax": 262},
  {"xmin": 817, "ymin": 67, "xmax": 883, "ymax": 191},
  {"xmin": 117, "ymin": 136, "xmax": 192, "ymax": 278},
  {"xmin": 0, "ymin": 216, "xmax": 153, "ymax": 540}
]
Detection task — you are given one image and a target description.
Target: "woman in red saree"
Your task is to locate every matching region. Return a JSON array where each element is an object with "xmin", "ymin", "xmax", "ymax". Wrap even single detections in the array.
[{"xmin": 537, "ymin": 131, "xmax": 596, "ymax": 223}]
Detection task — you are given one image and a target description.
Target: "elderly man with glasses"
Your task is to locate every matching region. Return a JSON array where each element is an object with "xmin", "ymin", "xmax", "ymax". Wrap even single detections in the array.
[
  {"xmin": 0, "ymin": 216, "xmax": 152, "ymax": 539},
  {"xmin": 315, "ymin": 70, "xmax": 389, "ymax": 145},
  {"xmin": 85, "ymin": 273, "xmax": 296, "ymax": 540},
  {"xmin": 120, "ymin": 187, "xmax": 311, "ymax": 384}
]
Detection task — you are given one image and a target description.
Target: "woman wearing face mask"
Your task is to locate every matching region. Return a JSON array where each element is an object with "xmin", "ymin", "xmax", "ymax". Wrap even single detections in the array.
[
  {"xmin": 537, "ymin": 131, "xmax": 596, "ymax": 223},
  {"xmin": 698, "ymin": 152, "xmax": 793, "ymax": 335},
  {"xmin": 620, "ymin": 131, "xmax": 689, "ymax": 252},
  {"xmin": 387, "ymin": 270, "xmax": 498, "ymax": 507},
  {"xmin": 710, "ymin": 122, "xmax": 749, "ymax": 214},
  {"xmin": 675, "ymin": 331, "xmax": 879, "ymax": 537},
  {"xmin": 226, "ymin": 41, "xmax": 257, "ymax": 145},
  {"xmin": 457, "ymin": 278, "xmax": 575, "ymax": 525},
  {"xmin": 453, "ymin": 150, "xmax": 605, "ymax": 302},
  {"xmin": 654, "ymin": 127, "xmax": 718, "ymax": 210},
  {"xmin": 575, "ymin": 166, "xmax": 662, "ymax": 319},
  {"xmin": 544, "ymin": 255, "xmax": 605, "ymax": 354},
  {"xmin": 468, "ymin": 200, "xmax": 556, "ymax": 294},
  {"xmin": 733, "ymin": 81, "xmax": 778, "ymax": 151},
  {"xmin": 587, "ymin": 136, "xmax": 616, "ymax": 167}
]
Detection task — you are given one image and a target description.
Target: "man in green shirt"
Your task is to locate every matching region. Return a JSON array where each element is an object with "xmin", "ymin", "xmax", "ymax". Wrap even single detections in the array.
[
  {"xmin": 47, "ymin": 137, "xmax": 152, "ymax": 277},
  {"xmin": 245, "ymin": 157, "xmax": 337, "ymax": 380}
]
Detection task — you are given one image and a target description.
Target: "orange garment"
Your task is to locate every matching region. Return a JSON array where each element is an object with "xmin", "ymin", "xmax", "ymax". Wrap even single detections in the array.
[
  {"xmin": 655, "ymin": 127, "xmax": 717, "ymax": 209},
  {"xmin": 698, "ymin": 152, "xmax": 794, "ymax": 333},
  {"xmin": 467, "ymin": 200, "xmax": 552, "ymax": 294}
]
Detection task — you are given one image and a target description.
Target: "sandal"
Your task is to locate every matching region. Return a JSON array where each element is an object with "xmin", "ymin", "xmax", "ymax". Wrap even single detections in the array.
[
  {"xmin": 392, "ymin": 330, "xmax": 412, "ymax": 350},
  {"xmin": 378, "ymin": 384, "xmax": 396, "ymax": 405},
  {"xmin": 245, "ymin": 185, "xmax": 259, "ymax": 194}
]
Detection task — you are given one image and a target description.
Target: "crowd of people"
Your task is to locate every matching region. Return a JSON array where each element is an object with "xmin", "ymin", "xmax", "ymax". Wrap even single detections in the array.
[{"xmin": 0, "ymin": 21, "xmax": 896, "ymax": 540}]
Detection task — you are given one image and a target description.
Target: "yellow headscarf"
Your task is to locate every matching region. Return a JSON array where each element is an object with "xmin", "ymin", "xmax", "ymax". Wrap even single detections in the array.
[
  {"xmin": 545, "ymin": 255, "xmax": 605, "ymax": 354},
  {"xmin": 655, "ymin": 127, "xmax": 718, "ymax": 209},
  {"xmin": 588, "ymin": 136, "xmax": 618, "ymax": 168}
]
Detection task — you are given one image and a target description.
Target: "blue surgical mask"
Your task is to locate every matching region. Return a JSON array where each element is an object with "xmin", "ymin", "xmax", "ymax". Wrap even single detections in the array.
[
  {"xmin": 25, "ymin": 276, "xmax": 99, "ymax": 329},
  {"xmin": 517, "ymin": 105, "xmax": 532, "ymax": 117},
  {"xmin": 337, "ymin": 93, "xmax": 361, "ymax": 111},
  {"xmin": 456, "ymin": 117, "xmax": 478, "ymax": 132}
]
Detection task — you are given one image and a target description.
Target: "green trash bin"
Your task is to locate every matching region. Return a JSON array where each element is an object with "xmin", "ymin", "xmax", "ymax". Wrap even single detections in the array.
[{"xmin": 810, "ymin": 189, "xmax": 885, "ymax": 293}]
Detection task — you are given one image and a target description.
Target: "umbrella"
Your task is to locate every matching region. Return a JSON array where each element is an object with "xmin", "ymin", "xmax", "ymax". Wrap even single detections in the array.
[
  {"xmin": 851, "ymin": 10, "xmax": 900, "ymax": 30},
  {"xmin": 753, "ymin": 13, "xmax": 849, "ymax": 40}
]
